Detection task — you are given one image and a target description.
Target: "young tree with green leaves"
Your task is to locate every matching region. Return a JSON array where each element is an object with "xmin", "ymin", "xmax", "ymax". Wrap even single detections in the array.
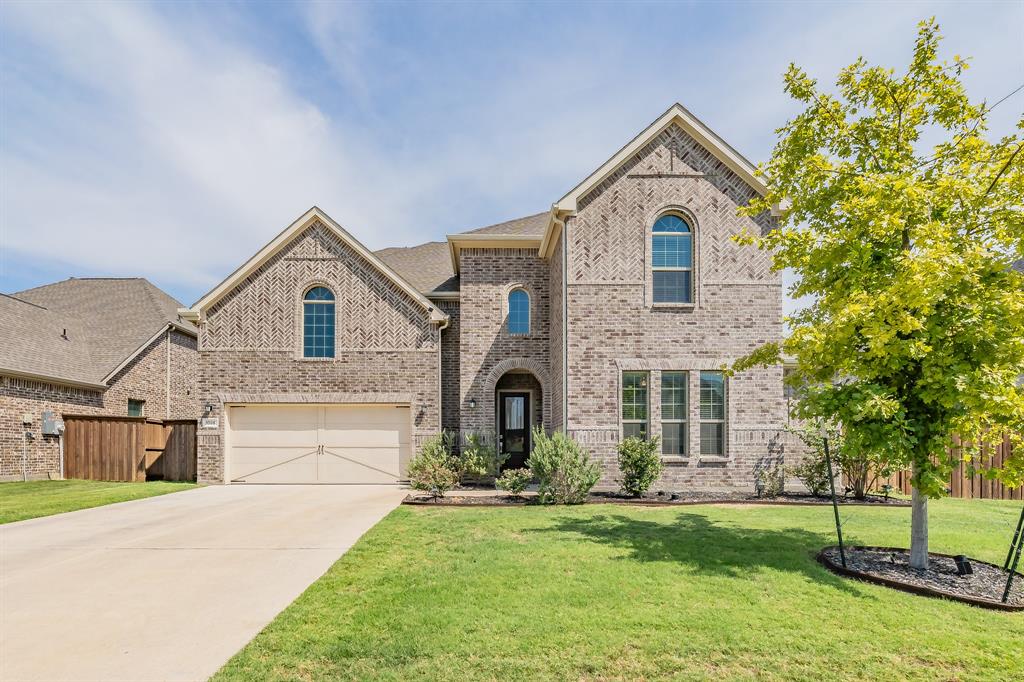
[{"xmin": 735, "ymin": 19, "xmax": 1024, "ymax": 569}]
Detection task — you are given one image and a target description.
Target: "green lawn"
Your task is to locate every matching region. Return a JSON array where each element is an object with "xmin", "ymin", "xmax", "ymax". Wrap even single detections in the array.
[
  {"xmin": 216, "ymin": 499, "xmax": 1024, "ymax": 682},
  {"xmin": 0, "ymin": 479, "xmax": 198, "ymax": 524}
]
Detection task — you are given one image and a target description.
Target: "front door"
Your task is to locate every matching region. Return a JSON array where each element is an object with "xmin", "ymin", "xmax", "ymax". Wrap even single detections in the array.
[{"xmin": 499, "ymin": 392, "xmax": 531, "ymax": 470}]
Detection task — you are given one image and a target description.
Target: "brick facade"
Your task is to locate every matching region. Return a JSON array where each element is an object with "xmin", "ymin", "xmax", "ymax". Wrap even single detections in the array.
[
  {"xmin": 563, "ymin": 123, "xmax": 789, "ymax": 489},
  {"xmin": 195, "ymin": 220, "xmax": 441, "ymax": 483},
  {"xmin": 0, "ymin": 329, "xmax": 198, "ymax": 480},
  {"xmin": 457, "ymin": 248, "xmax": 551, "ymax": 442},
  {"xmin": 185, "ymin": 116, "xmax": 792, "ymax": 491}
]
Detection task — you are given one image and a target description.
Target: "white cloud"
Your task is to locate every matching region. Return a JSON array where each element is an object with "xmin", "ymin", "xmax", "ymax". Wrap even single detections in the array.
[{"xmin": 1, "ymin": 0, "xmax": 1020, "ymax": 309}]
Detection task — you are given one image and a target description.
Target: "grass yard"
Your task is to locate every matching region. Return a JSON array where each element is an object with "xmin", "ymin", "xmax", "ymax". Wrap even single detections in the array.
[
  {"xmin": 216, "ymin": 499, "xmax": 1024, "ymax": 682},
  {"xmin": 0, "ymin": 479, "xmax": 198, "ymax": 524}
]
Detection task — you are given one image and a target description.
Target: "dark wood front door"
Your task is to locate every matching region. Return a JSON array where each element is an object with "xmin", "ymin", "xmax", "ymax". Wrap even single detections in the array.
[{"xmin": 499, "ymin": 392, "xmax": 531, "ymax": 470}]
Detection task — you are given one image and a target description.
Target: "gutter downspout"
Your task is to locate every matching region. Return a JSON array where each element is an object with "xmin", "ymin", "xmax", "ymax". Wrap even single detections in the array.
[
  {"xmin": 165, "ymin": 327, "xmax": 171, "ymax": 418},
  {"xmin": 435, "ymin": 312, "xmax": 450, "ymax": 435},
  {"xmin": 561, "ymin": 216, "xmax": 569, "ymax": 432}
]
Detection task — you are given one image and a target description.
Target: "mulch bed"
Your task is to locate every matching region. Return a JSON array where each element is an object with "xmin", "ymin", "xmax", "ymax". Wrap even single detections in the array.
[
  {"xmin": 403, "ymin": 490, "xmax": 909, "ymax": 507},
  {"xmin": 818, "ymin": 546, "xmax": 1024, "ymax": 611}
]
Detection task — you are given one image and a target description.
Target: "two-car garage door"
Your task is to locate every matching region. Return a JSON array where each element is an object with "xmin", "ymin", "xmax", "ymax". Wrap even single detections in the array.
[{"xmin": 227, "ymin": 404, "xmax": 410, "ymax": 484}]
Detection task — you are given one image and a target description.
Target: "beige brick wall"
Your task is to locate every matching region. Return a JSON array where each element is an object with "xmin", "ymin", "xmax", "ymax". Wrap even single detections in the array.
[
  {"xmin": 548, "ymin": 230, "xmax": 565, "ymax": 431},
  {"xmin": 457, "ymin": 247, "xmax": 552, "ymax": 442},
  {"xmin": 564, "ymin": 122, "xmax": 789, "ymax": 490},
  {"xmin": 0, "ymin": 329, "xmax": 198, "ymax": 480},
  {"xmin": 195, "ymin": 220, "xmax": 441, "ymax": 483},
  {"xmin": 437, "ymin": 300, "xmax": 461, "ymax": 433}
]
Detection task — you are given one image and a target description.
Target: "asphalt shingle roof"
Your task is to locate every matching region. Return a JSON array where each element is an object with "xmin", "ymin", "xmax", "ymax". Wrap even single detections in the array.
[
  {"xmin": 375, "ymin": 212, "xmax": 547, "ymax": 295},
  {"xmin": 2, "ymin": 278, "xmax": 193, "ymax": 386}
]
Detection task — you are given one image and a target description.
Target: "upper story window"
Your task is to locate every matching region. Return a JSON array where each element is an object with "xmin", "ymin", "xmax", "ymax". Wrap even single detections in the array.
[
  {"xmin": 652, "ymin": 214, "xmax": 693, "ymax": 304},
  {"xmin": 303, "ymin": 286, "xmax": 335, "ymax": 358},
  {"xmin": 507, "ymin": 288, "xmax": 530, "ymax": 336}
]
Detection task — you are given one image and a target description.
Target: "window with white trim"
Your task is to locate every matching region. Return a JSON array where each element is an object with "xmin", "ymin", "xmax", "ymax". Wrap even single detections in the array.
[
  {"xmin": 699, "ymin": 371, "xmax": 726, "ymax": 455},
  {"xmin": 661, "ymin": 371, "xmax": 687, "ymax": 455},
  {"xmin": 507, "ymin": 288, "xmax": 530, "ymax": 336},
  {"xmin": 652, "ymin": 214, "xmax": 693, "ymax": 303},
  {"xmin": 303, "ymin": 286, "xmax": 336, "ymax": 358},
  {"xmin": 622, "ymin": 371, "xmax": 649, "ymax": 439}
]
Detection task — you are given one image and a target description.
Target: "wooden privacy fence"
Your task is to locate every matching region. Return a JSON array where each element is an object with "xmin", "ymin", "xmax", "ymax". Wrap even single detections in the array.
[
  {"xmin": 870, "ymin": 433, "xmax": 1022, "ymax": 501},
  {"xmin": 63, "ymin": 416, "xmax": 197, "ymax": 482}
]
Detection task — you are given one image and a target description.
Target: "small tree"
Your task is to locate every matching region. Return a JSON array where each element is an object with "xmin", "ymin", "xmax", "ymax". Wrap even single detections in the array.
[
  {"xmin": 735, "ymin": 19, "xmax": 1024, "ymax": 568},
  {"xmin": 617, "ymin": 436, "xmax": 663, "ymax": 497},
  {"xmin": 786, "ymin": 420, "xmax": 887, "ymax": 498}
]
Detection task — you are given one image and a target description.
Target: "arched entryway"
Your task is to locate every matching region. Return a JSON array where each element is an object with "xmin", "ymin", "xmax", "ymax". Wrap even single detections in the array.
[{"xmin": 495, "ymin": 370, "xmax": 543, "ymax": 469}]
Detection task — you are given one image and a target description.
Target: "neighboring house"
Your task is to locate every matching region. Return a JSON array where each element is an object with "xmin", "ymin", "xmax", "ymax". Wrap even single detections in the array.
[
  {"xmin": 0, "ymin": 278, "xmax": 198, "ymax": 480},
  {"xmin": 183, "ymin": 103, "xmax": 789, "ymax": 488}
]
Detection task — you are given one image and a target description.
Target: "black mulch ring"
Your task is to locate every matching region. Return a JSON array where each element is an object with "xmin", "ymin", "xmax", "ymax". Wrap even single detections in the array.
[
  {"xmin": 403, "ymin": 490, "xmax": 909, "ymax": 507},
  {"xmin": 818, "ymin": 546, "xmax": 1024, "ymax": 611}
]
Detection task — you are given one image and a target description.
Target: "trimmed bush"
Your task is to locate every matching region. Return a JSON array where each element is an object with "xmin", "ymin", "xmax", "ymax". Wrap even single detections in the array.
[
  {"xmin": 496, "ymin": 468, "xmax": 532, "ymax": 497},
  {"xmin": 527, "ymin": 427, "xmax": 600, "ymax": 505},
  {"xmin": 408, "ymin": 432, "xmax": 458, "ymax": 498},
  {"xmin": 617, "ymin": 436, "xmax": 663, "ymax": 497}
]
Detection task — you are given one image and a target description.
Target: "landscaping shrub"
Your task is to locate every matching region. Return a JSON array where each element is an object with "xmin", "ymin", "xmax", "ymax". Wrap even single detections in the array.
[
  {"xmin": 787, "ymin": 453, "xmax": 832, "ymax": 497},
  {"xmin": 755, "ymin": 463, "xmax": 786, "ymax": 498},
  {"xmin": 458, "ymin": 433, "xmax": 507, "ymax": 483},
  {"xmin": 787, "ymin": 420, "xmax": 885, "ymax": 499},
  {"xmin": 408, "ymin": 432, "xmax": 459, "ymax": 498},
  {"xmin": 527, "ymin": 427, "xmax": 600, "ymax": 504},
  {"xmin": 617, "ymin": 436, "xmax": 663, "ymax": 497},
  {"xmin": 496, "ymin": 468, "xmax": 532, "ymax": 497}
]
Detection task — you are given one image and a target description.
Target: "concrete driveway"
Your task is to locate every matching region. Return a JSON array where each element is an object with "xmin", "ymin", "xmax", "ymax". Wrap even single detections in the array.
[{"xmin": 0, "ymin": 484, "xmax": 406, "ymax": 681}]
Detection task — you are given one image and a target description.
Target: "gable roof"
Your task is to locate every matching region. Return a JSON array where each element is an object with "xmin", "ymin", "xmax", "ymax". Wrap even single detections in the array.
[
  {"xmin": 554, "ymin": 102, "xmax": 767, "ymax": 214},
  {"xmin": 540, "ymin": 102, "xmax": 773, "ymax": 257},
  {"xmin": 185, "ymin": 206, "xmax": 448, "ymax": 324},
  {"xmin": 2, "ymin": 278, "xmax": 195, "ymax": 388}
]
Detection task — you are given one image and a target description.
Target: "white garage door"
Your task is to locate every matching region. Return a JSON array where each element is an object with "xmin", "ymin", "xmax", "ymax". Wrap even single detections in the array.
[{"xmin": 227, "ymin": 404, "xmax": 409, "ymax": 483}]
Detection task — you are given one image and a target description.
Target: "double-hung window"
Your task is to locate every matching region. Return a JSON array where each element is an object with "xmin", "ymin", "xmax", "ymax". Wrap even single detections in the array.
[
  {"xmin": 699, "ymin": 371, "xmax": 726, "ymax": 455},
  {"xmin": 621, "ymin": 371, "xmax": 649, "ymax": 439},
  {"xmin": 661, "ymin": 371, "xmax": 687, "ymax": 455},
  {"xmin": 652, "ymin": 214, "xmax": 693, "ymax": 304}
]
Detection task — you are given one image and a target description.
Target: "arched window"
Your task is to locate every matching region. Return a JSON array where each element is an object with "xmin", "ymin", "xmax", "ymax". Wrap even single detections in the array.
[
  {"xmin": 303, "ymin": 286, "xmax": 335, "ymax": 358},
  {"xmin": 652, "ymin": 214, "xmax": 693, "ymax": 303},
  {"xmin": 507, "ymin": 288, "xmax": 530, "ymax": 336}
]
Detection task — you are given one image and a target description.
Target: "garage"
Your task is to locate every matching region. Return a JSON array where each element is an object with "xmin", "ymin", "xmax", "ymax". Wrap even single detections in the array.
[{"xmin": 226, "ymin": 404, "xmax": 410, "ymax": 483}]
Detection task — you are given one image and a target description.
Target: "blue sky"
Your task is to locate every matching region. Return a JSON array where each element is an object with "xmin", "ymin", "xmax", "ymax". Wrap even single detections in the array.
[{"xmin": 1, "ymin": 0, "xmax": 1021, "ymax": 313}]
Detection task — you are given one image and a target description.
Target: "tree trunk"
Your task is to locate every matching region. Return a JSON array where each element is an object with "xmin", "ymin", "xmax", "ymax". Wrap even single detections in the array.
[{"xmin": 910, "ymin": 481, "xmax": 929, "ymax": 570}]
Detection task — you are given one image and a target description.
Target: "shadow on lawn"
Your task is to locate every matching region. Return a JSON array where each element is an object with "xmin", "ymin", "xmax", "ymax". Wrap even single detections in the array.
[{"xmin": 539, "ymin": 511, "xmax": 866, "ymax": 595}]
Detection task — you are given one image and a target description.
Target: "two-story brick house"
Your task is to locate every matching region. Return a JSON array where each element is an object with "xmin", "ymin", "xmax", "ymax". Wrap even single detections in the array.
[{"xmin": 183, "ymin": 103, "xmax": 789, "ymax": 488}]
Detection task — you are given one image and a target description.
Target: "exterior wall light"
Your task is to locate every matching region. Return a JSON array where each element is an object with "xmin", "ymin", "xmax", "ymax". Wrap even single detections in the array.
[{"xmin": 469, "ymin": 398, "xmax": 477, "ymax": 409}]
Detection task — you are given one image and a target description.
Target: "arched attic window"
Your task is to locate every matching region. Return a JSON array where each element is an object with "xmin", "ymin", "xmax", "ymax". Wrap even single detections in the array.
[
  {"xmin": 303, "ymin": 286, "xmax": 336, "ymax": 358},
  {"xmin": 652, "ymin": 214, "xmax": 693, "ymax": 304},
  {"xmin": 507, "ymin": 288, "xmax": 530, "ymax": 336}
]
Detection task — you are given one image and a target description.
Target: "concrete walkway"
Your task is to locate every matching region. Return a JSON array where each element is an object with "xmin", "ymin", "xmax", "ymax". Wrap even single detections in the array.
[{"xmin": 0, "ymin": 484, "xmax": 406, "ymax": 681}]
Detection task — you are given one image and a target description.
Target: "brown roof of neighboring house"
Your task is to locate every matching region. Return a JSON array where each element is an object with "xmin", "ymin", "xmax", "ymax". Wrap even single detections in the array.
[
  {"xmin": 2, "ymin": 278, "xmax": 195, "ymax": 387},
  {"xmin": 375, "ymin": 212, "xmax": 547, "ymax": 296}
]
